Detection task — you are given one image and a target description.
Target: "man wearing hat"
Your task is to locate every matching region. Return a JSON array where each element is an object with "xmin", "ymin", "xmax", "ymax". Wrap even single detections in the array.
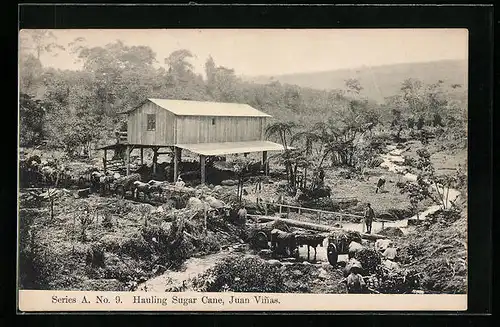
[
  {"xmin": 364, "ymin": 203, "xmax": 375, "ymax": 234},
  {"xmin": 346, "ymin": 262, "xmax": 366, "ymax": 294}
]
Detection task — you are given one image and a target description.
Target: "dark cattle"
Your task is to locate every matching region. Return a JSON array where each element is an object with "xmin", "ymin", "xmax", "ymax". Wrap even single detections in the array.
[
  {"xmin": 113, "ymin": 173, "xmax": 141, "ymax": 198},
  {"xmin": 98, "ymin": 174, "xmax": 116, "ymax": 195},
  {"xmin": 270, "ymin": 229, "xmax": 297, "ymax": 257},
  {"xmin": 295, "ymin": 233, "xmax": 325, "ymax": 262},
  {"xmin": 376, "ymin": 177, "xmax": 386, "ymax": 193}
]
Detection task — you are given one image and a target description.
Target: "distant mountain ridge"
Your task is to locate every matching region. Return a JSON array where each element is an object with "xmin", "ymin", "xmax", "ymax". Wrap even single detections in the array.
[{"xmin": 243, "ymin": 59, "xmax": 468, "ymax": 103}]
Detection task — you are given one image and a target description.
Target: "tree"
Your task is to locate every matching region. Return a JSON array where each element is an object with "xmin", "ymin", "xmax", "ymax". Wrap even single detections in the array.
[
  {"xmin": 19, "ymin": 54, "xmax": 44, "ymax": 95},
  {"xmin": 265, "ymin": 121, "xmax": 298, "ymax": 150},
  {"xmin": 165, "ymin": 49, "xmax": 195, "ymax": 81},
  {"xmin": 19, "ymin": 93, "xmax": 46, "ymax": 146},
  {"xmin": 396, "ymin": 178, "xmax": 428, "ymax": 221},
  {"xmin": 20, "ymin": 29, "xmax": 65, "ymax": 60},
  {"xmin": 345, "ymin": 78, "xmax": 363, "ymax": 95},
  {"xmin": 265, "ymin": 121, "xmax": 299, "ymax": 191},
  {"xmin": 397, "ymin": 148, "xmax": 459, "ymax": 213}
]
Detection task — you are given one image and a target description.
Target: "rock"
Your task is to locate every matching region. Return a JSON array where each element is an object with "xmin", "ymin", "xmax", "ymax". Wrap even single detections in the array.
[
  {"xmin": 75, "ymin": 188, "xmax": 90, "ymax": 198},
  {"xmin": 205, "ymin": 196, "xmax": 224, "ymax": 209},
  {"xmin": 407, "ymin": 218, "xmax": 423, "ymax": 226},
  {"xmin": 213, "ymin": 185, "xmax": 223, "ymax": 192},
  {"xmin": 292, "ymin": 270, "xmax": 303, "ymax": 277},
  {"xmin": 221, "ymin": 179, "xmax": 238, "ymax": 186},
  {"xmin": 348, "ymin": 241, "xmax": 363, "ymax": 256},
  {"xmin": 383, "ymin": 260, "xmax": 400, "ymax": 270},
  {"xmin": 258, "ymin": 249, "xmax": 273, "ymax": 259},
  {"xmin": 375, "ymin": 239, "xmax": 392, "ymax": 252},
  {"xmin": 186, "ymin": 197, "xmax": 204, "ymax": 211},
  {"xmin": 321, "ymin": 263, "xmax": 332, "ymax": 270},
  {"xmin": 281, "ymin": 257, "xmax": 298, "ymax": 262},
  {"xmin": 267, "ymin": 259, "xmax": 282, "ymax": 266},
  {"xmin": 302, "ymin": 261, "xmax": 311, "ymax": 265},
  {"xmin": 318, "ymin": 268, "xmax": 329, "ymax": 279}
]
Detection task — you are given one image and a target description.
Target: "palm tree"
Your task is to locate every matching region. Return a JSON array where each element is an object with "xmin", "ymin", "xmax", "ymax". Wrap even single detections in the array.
[
  {"xmin": 265, "ymin": 121, "xmax": 298, "ymax": 150},
  {"xmin": 291, "ymin": 130, "xmax": 323, "ymax": 188},
  {"xmin": 265, "ymin": 121, "xmax": 299, "ymax": 189}
]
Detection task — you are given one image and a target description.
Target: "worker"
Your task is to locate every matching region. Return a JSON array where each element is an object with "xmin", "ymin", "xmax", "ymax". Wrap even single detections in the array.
[
  {"xmin": 318, "ymin": 168, "xmax": 325, "ymax": 184},
  {"xmin": 364, "ymin": 203, "xmax": 375, "ymax": 234},
  {"xmin": 376, "ymin": 176, "xmax": 386, "ymax": 193},
  {"xmin": 237, "ymin": 206, "xmax": 248, "ymax": 226},
  {"xmin": 346, "ymin": 265, "xmax": 366, "ymax": 294},
  {"xmin": 175, "ymin": 176, "xmax": 185, "ymax": 189},
  {"xmin": 382, "ymin": 242, "xmax": 397, "ymax": 261}
]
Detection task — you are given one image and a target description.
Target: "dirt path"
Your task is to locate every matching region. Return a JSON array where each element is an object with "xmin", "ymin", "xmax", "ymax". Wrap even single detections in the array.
[
  {"xmin": 136, "ymin": 251, "xmax": 234, "ymax": 292},
  {"xmin": 375, "ymin": 145, "xmax": 461, "ymax": 232}
]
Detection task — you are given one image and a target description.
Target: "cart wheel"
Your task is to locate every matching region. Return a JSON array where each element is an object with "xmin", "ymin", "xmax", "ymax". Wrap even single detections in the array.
[
  {"xmin": 254, "ymin": 232, "xmax": 269, "ymax": 249},
  {"xmin": 327, "ymin": 243, "xmax": 338, "ymax": 266}
]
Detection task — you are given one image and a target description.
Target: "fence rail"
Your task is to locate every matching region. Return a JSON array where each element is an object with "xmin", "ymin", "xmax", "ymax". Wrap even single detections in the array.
[{"xmin": 258, "ymin": 201, "xmax": 393, "ymax": 229}]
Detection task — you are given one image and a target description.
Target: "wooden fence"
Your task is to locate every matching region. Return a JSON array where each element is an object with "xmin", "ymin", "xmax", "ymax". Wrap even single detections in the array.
[{"xmin": 258, "ymin": 201, "xmax": 393, "ymax": 229}]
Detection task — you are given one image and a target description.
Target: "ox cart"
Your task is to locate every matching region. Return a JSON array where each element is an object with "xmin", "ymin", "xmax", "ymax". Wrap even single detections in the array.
[{"xmin": 326, "ymin": 230, "xmax": 363, "ymax": 266}]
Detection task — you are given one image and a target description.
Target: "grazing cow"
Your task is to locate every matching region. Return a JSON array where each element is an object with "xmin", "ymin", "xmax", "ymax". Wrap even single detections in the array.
[
  {"xmin": 131, "ymin": 181, "xmax": 152, "ymax": 200},
  {"xmin": 376, "ymin": 176, "xmax": 386, "ymax": 193},
  {"xmin": 99, "ymin": 173, "xmax": 116, "ymax": 195},
  {"xmin": 147, "ymin": 180, "xmax": 164, "ymax": 197}
]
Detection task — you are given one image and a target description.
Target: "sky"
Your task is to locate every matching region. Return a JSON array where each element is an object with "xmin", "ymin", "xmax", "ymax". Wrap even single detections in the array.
[{"xmin": 20, "ymin": 29, "xmax": 469, "ymax": 77}]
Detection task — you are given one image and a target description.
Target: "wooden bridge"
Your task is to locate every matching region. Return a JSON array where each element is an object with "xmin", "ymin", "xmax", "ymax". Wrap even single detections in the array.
[{"xmin": 256, "ymin": 201, "xmax": 393, "ymax": 230}]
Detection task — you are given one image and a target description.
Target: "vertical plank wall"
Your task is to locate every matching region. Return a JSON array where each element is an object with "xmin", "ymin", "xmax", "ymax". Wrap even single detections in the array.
[
  {"xmin": 175, "ymin": 116, "xmax": 266, "ymax": 144},
  {"xmin": 127, "ymin": 101, "xmax": 176, "ymax": 145}
]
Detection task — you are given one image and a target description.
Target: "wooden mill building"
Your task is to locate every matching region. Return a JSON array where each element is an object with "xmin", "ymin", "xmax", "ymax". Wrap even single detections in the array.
[{"xmin": 100, "ymin": 98, "xmax": 286, "ymax": 184}]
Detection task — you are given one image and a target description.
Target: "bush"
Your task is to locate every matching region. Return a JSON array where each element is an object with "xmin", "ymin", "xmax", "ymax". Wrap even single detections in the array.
[
  {"xmin": 192, "ymin": 232, "xmax": 221, "ymax": 255},
  {"xmin": 120, "ymin": 232, "xmax": 152, "ymax": 260},
  {"xmin": 354, "ymin": 248, "xmax": 382, "ymax": 275},
  {"xmin": 397, "ymin": 243, "xmax": 424, "ymax": 265},
  {"xmin": 191, "ymin": 255, "xmax": 287, "ymax": 292},
  {"xmin": 424, "ymin": 209, "xmax": 462, "ymax": 227}
]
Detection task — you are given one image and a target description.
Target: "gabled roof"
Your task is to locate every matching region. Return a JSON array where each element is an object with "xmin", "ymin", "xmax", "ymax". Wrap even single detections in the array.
[{"xmin": 123, "ymin": 98, "xmax": 272, "ymax": 118}]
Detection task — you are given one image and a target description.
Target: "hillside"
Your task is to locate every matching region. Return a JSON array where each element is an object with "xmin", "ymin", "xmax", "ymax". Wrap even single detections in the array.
[{"xmin": 243, "ymin": 59, "xmax": 468, "ymax": 103}]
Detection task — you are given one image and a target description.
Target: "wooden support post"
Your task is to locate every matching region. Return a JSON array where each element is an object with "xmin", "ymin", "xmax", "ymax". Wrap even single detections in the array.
[
  {"xmin": 103, "ymin": 149, "xmax": 107, "ymax": 173},
  {"xmin": 140, "ymin": 148, "xmax": 144, "ymax": 165},
  {"xmin": 279, "ymin": 205, "xmax": 282, "ymax": 215},
  {"xmin": 173, "ymin": 146, "xmax": 180, "ymax": 182},
  {"xmin": 287, "ymin": 206, "xmax": 290, "ymax": 218},
  {"xmin": 200, "ymin": 155, "xmax": 206, "ymax": 184},
  {"xmin": 152, "ymin": 147, "xmax": 158, "ymax": 174},
  {"xmin": 381, "ymin": 221, "xmax": 385, "ymax": 230},
  {"xmin": 317, "ymin": 211, "xmax": 321, "ymax": 223},
  {"xmin": 126, "ymin": 145, "xmax": 130, "ymax": 176},
  {"xmin": 262, "ymin": 151, "xmax": 268, "ymax": 176}
]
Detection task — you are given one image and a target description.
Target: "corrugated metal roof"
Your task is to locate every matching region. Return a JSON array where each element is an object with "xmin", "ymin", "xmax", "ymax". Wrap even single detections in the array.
[
  {"xmin": 175, "ymin": 141, "xmax": 289, "ymax": 156},
  {"xmin": 145, "ymin": 98, "xmax": 272, "ymax": 117}
]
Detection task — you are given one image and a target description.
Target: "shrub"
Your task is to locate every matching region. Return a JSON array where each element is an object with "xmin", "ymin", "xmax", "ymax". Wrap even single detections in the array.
[
  {"xmin": 191, "ymin": 255, "xmax": 287, "ymax": 292},
  {"xmin": 120, "ymin": 232, "xmax": 152, "ymax": 260},
  {"xmin": 354, "ymin": 247, "xmax": 382, "ymax": 275}
]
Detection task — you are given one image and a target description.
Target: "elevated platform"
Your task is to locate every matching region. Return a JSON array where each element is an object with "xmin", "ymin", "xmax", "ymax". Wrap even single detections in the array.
[{"xmin": 175, "ymin": 140, "xmax": 290, "ymax": 156}]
